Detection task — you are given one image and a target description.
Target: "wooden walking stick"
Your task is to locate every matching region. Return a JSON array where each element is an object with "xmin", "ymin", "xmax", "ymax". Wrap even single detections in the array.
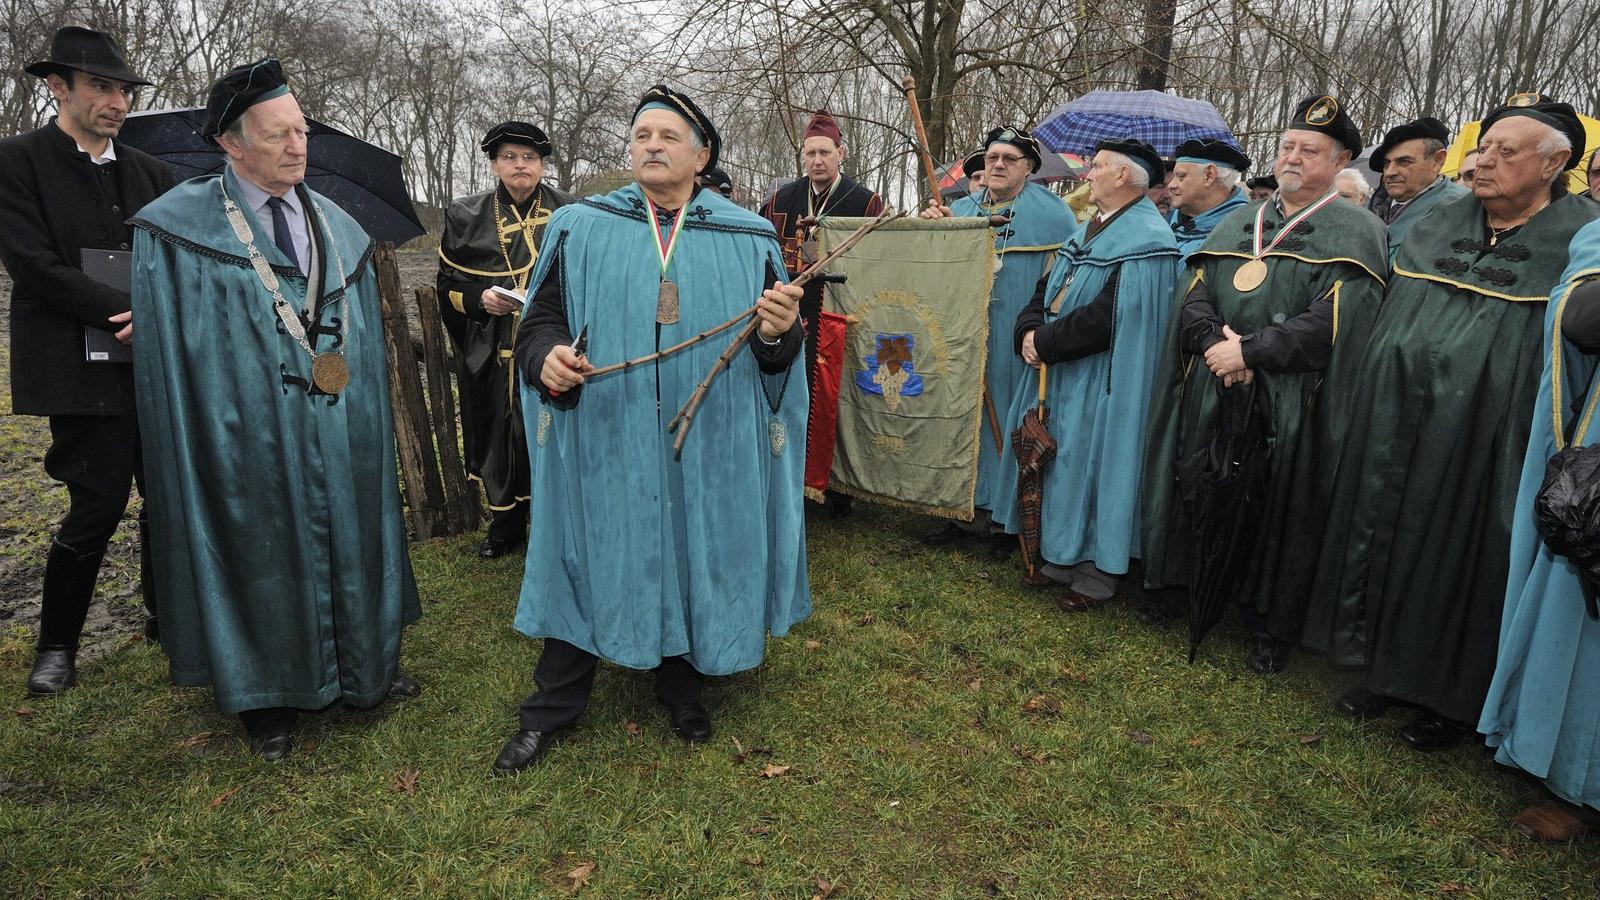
[
  {"xmin": 668, "ymin": 208, "xmax": 905, "ymax": 455},
  {"xmin": 901, "ymin": 75, "xmax": 943, "ymax": 207}
]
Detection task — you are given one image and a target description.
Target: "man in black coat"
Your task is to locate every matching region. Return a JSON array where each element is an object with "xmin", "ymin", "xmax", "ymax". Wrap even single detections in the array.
[{"xmin": 0, "ymin": 26, "xmax": 176, "ymax": 694}]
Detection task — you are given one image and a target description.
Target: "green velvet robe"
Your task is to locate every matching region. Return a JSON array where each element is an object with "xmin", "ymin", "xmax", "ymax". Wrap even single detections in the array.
[
  {"xmin": 1297, "ymin": 191, "xmax": 1600, "ymax": 722},
  {"xmin": 131, "ymin": 169, "xmax": 420, "ymax": 715},
  {"xmin": 1140, "ymin": 196, "xmax": 1388, "ymax": 618}
]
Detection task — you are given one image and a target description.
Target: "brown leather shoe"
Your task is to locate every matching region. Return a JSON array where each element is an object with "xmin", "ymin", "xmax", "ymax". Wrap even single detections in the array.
[
  {"xmin": 1512, "ymin": 802, "xmax": 1600, "ymax": 842},
  {"xmin": 1056, "ymin": 589, "xmax": 1108, "ymax": 613},
  {"xmin": 1020, "ymin": 570, "xmax": 1055, "ymax": 589}
]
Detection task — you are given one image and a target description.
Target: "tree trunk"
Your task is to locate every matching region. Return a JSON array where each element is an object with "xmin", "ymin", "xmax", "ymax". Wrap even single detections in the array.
[{"xmin": 1134, "ymin": 0, "xmax": 1177, "ymax": 92}]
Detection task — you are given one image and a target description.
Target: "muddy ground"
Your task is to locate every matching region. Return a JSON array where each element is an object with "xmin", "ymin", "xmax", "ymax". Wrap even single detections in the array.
[{"xmin": 0, "ymin": 246, "xmax": 441, "ymax": 661}]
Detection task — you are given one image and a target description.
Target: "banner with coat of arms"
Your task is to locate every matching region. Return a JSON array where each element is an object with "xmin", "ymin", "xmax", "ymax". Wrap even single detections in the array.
[{"xmin": 817, "ymin": 216, "xmax": 995, "ymax": 519}]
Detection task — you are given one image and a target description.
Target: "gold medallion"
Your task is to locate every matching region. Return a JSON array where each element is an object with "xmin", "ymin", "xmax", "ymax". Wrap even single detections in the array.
[
  {"xmin": 656, "ymin": 279, "xmax": 680, "ymax": 325},
  {"xmin": 311, "ymin": 352, "xmax": 349, "ymax": 394},
  {"xmin": 1233, "ymin": 258, "xmax": 1268, "ymax": 293}
]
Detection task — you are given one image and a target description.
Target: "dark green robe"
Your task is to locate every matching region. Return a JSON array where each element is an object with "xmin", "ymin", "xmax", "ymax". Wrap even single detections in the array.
[
  {"xmin": 1141, "ymin": 196, "xmax": 1388, "ymax": 618},
  {"xmin": 437, "ymin": 182, "xmax": 574, "ymax": 511},
  {"xmin": 131, "ymin": 169, "xmax": 420, "ymax": 715},
  {"xmin": 1296, "ymin": 191, "xmax": 1600, "ymax": 722}
]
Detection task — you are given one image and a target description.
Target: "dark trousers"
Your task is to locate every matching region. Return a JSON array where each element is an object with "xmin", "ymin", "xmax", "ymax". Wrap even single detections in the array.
[
  {"xmin": 518, "ymin": 638, "xmax": 703, "ymax": 732},
  {"xmin": 487, "ymin": 501, "xmax": 528, "ymax": 545},
  {"xmin": 37, "ymin": 414, "xmax": 152, "ymax": 650}
]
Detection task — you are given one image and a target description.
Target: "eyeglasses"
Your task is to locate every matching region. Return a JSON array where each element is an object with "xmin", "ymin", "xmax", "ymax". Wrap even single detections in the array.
[
  {"xmin": 984, "ymin": 152, "xmax": 1026, "ymax": 165},
  {"xmin": 496, "ymin": 152, "xmax": 541, "ymax": 164}
]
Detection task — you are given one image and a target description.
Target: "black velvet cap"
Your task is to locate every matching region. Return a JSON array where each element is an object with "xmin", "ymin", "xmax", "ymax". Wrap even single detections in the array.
[
  {"xmin": 1288, "ymin": 94, "xmax": 1362, "ymax": 154},
  {"xmin": 1481, "ymin": 93, "xmax": 1587, "ymax": 171},
  {"xmin": 633, "ymin": 84, "xmax": 720, "ymax": 173},
  {"xmin": 1370, "ymin": 117, "xmax": 1450, "ymax": 171},
  {"xmin": 1096, "ymin": 137, "xmax": 1164, "ymax": 184},
  {"xmin": 482, "ymin": 121, "xmax": 551, "ymax": 158},
  {"xmin": 1246, "ymin": 175, "xmax": 1278, "ymax": 191},
  {"xmin": 1175, "ymin": 138, "xmax": 1251, "ymax": 172},
  {"xmin": 982, "ymin": 126, "xmax": 1042, "ymax": 173},
  {"xmin": 203, "ymin": 58, "xmax": 288, "ymax": 145},
  {"xmin": 961, "ymin": 150, "xmax": 986, "ymax": 178}
]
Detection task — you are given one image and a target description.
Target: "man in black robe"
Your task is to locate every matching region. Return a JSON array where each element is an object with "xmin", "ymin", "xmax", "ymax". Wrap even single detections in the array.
[
  {"xmin": 437, "ymin": 122, "xmax": 575, "ymax": 558},
  {"xmin": 759, "ymin": 110, "xmax": 885, "ymax": 516},
  {"xmin": 0, "ymin": 27, "xmax": 176, "ymax": 694}
]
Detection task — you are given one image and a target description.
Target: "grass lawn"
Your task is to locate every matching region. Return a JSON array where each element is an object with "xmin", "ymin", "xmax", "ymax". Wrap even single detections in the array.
[{"xmin": 3, "ymin": 504, "xmax": 1599, "ymax": 898}]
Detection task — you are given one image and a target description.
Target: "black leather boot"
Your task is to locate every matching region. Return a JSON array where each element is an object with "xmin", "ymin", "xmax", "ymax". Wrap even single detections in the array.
[{"xmin": 29, "ymin": 540, "xmax": 105, "ymax": 694}]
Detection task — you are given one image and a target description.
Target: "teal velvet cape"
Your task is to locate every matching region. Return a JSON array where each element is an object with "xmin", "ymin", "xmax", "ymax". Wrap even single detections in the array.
[
  {"xmin": 989, "ymin": 198, "xmax": 1180, "ymax": 573},
  {"xmin": 514, "ymin": 184, "xmax": 810, "ymax": 675},
  {"xmin": 1480, "ymin": 218, "xmax": 1600, "ymax": 806},
  {"xmin": 1171, "ymin": 188, "xmax": 1249, "ymax": 263},
  {"xmin": 1298, "ymin": 192, "xmax": 1599, "ymax": 722},
  {"xmin": 951, "ymin": 183, "xmax": 1075, "ymax": 512},
  {"xmin": 130, "ymin": 169, "xmax": 419, "ymax": 715}
]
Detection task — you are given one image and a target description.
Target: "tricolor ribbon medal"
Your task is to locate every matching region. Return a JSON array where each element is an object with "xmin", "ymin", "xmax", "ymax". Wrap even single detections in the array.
[
  {"xmin": 1234, "ymin": 190, "xmax": 1340, "ymax": 293},
  {"xmin": 647, "ymin": 196, "xmax": 687, "ymax": 324}
]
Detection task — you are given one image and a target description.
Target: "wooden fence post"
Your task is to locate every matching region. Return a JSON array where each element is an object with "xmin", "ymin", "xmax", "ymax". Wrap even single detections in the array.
[
  {"xmin": 375, "ymin": 242, "xmax": 449, "ymax": 538},
  {"xmin": 412, "ymin": 284, "xmax": 481, "ymax": 532}
]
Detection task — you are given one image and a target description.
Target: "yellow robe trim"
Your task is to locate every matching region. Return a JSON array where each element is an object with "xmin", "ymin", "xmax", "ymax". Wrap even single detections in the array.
[
  {"xmin": 1392, "ymin": 263, "xmax": 1553, "ymax": 304},
  {"xmin": 1199, "ymin": 249, "xmax": 1388, "ymax": 288},
  {"xmin": 1550, "ymin": 268, "xmax": 1600, "ymax": 450}
]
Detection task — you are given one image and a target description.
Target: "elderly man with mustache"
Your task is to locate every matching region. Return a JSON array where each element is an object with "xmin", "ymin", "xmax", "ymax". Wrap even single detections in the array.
[{"xmin": 1140, "ymin": 95, "xmax": 1388, "ymax": 674}]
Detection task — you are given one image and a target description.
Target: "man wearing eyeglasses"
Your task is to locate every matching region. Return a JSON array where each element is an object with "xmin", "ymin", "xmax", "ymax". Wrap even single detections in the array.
[
  {"xmin": 0, "ymin": 26, "xmax": 176, "ymax": 695},
  {"xmin": 921, "ymin": 127, "xmax": 1075, "ymax": 553},
  {"xmin": 437, "ymin": 122, "xmax": 575, "ymax": 559}
]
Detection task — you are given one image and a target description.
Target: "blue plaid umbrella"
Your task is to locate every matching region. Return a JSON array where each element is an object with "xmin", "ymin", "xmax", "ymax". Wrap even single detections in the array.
[{"xmin": 1034, "ymin": 90, "xmax": 1236, "ymax": 158}]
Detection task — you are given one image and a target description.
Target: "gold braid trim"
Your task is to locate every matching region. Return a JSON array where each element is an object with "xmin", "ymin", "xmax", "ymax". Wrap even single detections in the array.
[
  {"xmin": 1201, "ymin": 249, "xmax": 1388, "ymax": 287},
  {"xmin": 1391, "ymin": 263, "xmax": 1550, "ymax": 303},
  {"xmin": 1329, "ymin": 280, "xmax": 1343, "ymax": 344},
  {"xmin": 1550, "ymin": 268, "xmax": 1600, "ymax": 450}
]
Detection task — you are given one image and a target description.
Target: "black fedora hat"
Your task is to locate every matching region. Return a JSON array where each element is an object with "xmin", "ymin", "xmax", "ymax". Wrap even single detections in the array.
[{"xmin": 25, "ymin": 26, "xmax": 150, "ymax": 87}]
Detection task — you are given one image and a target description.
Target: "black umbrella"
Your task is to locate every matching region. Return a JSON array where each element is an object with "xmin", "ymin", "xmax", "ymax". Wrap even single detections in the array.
[
  {"xmin": 1533, "ymin": 441, "xmax": 1600, "ymax": 619},
  {"xmin": 1173, "ymin": 379, "xmax": 1274, "ymax": 662},
  {"xmin": 119, "ymin": 107, "xmax": 425, "ymax": 246}
]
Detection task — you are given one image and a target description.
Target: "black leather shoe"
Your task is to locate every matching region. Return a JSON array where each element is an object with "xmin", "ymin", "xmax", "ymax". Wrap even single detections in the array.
[
  {"xmin": 921, "ymin": 523, "xmax": 969, "ymax": 547},
  {"xmin": 26, "ymin": 649, "xmax": 77, "ymax": 695},
  {"xmin": 1334, "ymin": 688, "xmax": 1394, "ymax": 720},
  {"xmin": 988, "ymin": 532, "xmax": 1016, "ymax": 558},
  {"xmin": 493, "ymin": 729, "xmax": 565, "ymax": 775},
  {"xmin": 1399, "ymin": 712, "xmax": 1470, "ymax": 752},
  {"xmin": 1245, "ymin": 636, "xmax": 1291, "ymax": 674},
  {"xmin": 241, "ymin": 709, "xmax": 299, "ymax": 762},
  {"xmin": 389, "ymin": 673, "xmax": 421, "ymax": 699},
  {"xmin": 478, "ymin": 538, "xmax": 518, "ymax": 559},
  {"xmin": 662, "ymin": 701, "xmax": 713, "ymax": 743}
]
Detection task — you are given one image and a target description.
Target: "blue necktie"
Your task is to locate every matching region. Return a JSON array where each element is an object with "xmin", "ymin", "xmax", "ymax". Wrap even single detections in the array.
[{"xmin": 266, "ymin": 196, "xmax": 300, "ymax": 271}]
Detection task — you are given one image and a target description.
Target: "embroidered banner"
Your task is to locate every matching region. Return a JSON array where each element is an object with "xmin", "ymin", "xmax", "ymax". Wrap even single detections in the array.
[{"xmin": 818, "ymin": 216, "xmax": 995, "ymax": 518}]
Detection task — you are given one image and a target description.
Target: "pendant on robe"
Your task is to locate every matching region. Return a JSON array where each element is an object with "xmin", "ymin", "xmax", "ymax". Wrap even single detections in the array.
[
  {"xmin": 800, "ymin": 237, "xmax": 819, "ymax": 265},
  {"xmin": 768, "ymin": 415, "xmax": 786, "ymax": 456},
  {"xmin": 1233, "ymin": 258, "xmax": 1268, "ymax": 293},
  {"xmin": 656, "ymin": 279, "xmax": 680, "ymax": 325},
  {"xmin": 312, "ymin": 352, "xmax": 349, "ymax": 394}
]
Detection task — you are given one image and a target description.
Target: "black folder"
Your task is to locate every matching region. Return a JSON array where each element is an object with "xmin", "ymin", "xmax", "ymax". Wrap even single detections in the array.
[{"xmin": 80, "ymin": 249, "xmax": 132, "ymax": 363}]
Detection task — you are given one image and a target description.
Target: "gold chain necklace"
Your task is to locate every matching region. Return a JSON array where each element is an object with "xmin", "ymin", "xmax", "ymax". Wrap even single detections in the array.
[{"xmin": 493, "ymin": 186, "xmax": 543, "ymax": 293}]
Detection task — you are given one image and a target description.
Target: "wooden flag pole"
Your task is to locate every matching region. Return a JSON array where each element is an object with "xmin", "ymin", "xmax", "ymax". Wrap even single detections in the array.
[{"xmin": 901, "ymin": 75, "xmax": 944, "ymax": 205}]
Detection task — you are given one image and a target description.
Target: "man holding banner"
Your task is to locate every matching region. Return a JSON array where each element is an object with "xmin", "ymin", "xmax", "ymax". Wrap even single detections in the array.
[
  {"xmin": 921, "ymin": 126, "xmax": 1074, "ymax": 552},
  {"xmin": 988, "ymin": 138, "xmax": 1180, "ymax": 608}
]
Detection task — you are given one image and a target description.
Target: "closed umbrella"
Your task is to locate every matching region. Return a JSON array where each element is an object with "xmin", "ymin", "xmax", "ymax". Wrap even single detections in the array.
[{"xmin": 1012, "ymin": 365, "xmax": 1056, "ymax": 579}]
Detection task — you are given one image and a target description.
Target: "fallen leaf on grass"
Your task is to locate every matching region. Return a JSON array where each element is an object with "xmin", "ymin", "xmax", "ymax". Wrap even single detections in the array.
[
  {"xmin": 804, "ymin": 640, "xmax": 822, "ymax": 650},
  {"xmin": 857, "ymin": 612, "xmax": 875, "ymax": 626},
  {"xmin": 1299, "ymin": 734, "xmax": 1324, "ymax": 746},
  {"xmin": 1185, "ymin": 736, "xmax": 1206, "ymax": 747},
  {"xmin": 174, "ymin": 732, "xmax": 213, "ymax": 749},
  {"xmin": 1020, "ymin": 694, "xmax": 1061, "ymax": 715},
  {"xmin": 1437, "ymin": 882, "xmax": 1472, "ymax": 894},
  {"xmin": 745, "ymin": 824, "xmax": 773, "ymax": 835},
  {"xmin": 210, "ymin": 786, "xmax": 241, "ymax": 808},
  {"xmin": 392, "ymin": 768, "xmax": 420, "ymax": 794},
  {"xmin": 1127, "ymin": 730, "xmax": 1154, "ymax": 745},
  {"xmin": 812, "ymin": 875, "xmax": 839, "ymax": 899},
  {"xmin": 565, "ymin": 861, "xmax": 595, "ymax": 890},
  {"xmin": 967, "ymin": 678, "xmax": 983, "ymax": 692},
  {"xmin": 731, "ymin": 738, "xmax": 774, "ymax": 764},
  {"xmin": 622, "ymin": 720, "xmax": 643, "ymax": 737},
  {"xmin": 1012, "ymin": 745, "xmax": 1050, "ymax": 764},
  {"xmin": 299, "ymin": 739, "xmax": 319, "ymax": 753},
  {"xmin": 758, "ymin": 763, "xmax": 793, "ymax": 779},
  {"xmin": 743, "ymin": 856, "xmax": 762, "ymax": 867},
  {"xmin": 15, "ymin": 707, "xmax": 36, "ymax": 718}
]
